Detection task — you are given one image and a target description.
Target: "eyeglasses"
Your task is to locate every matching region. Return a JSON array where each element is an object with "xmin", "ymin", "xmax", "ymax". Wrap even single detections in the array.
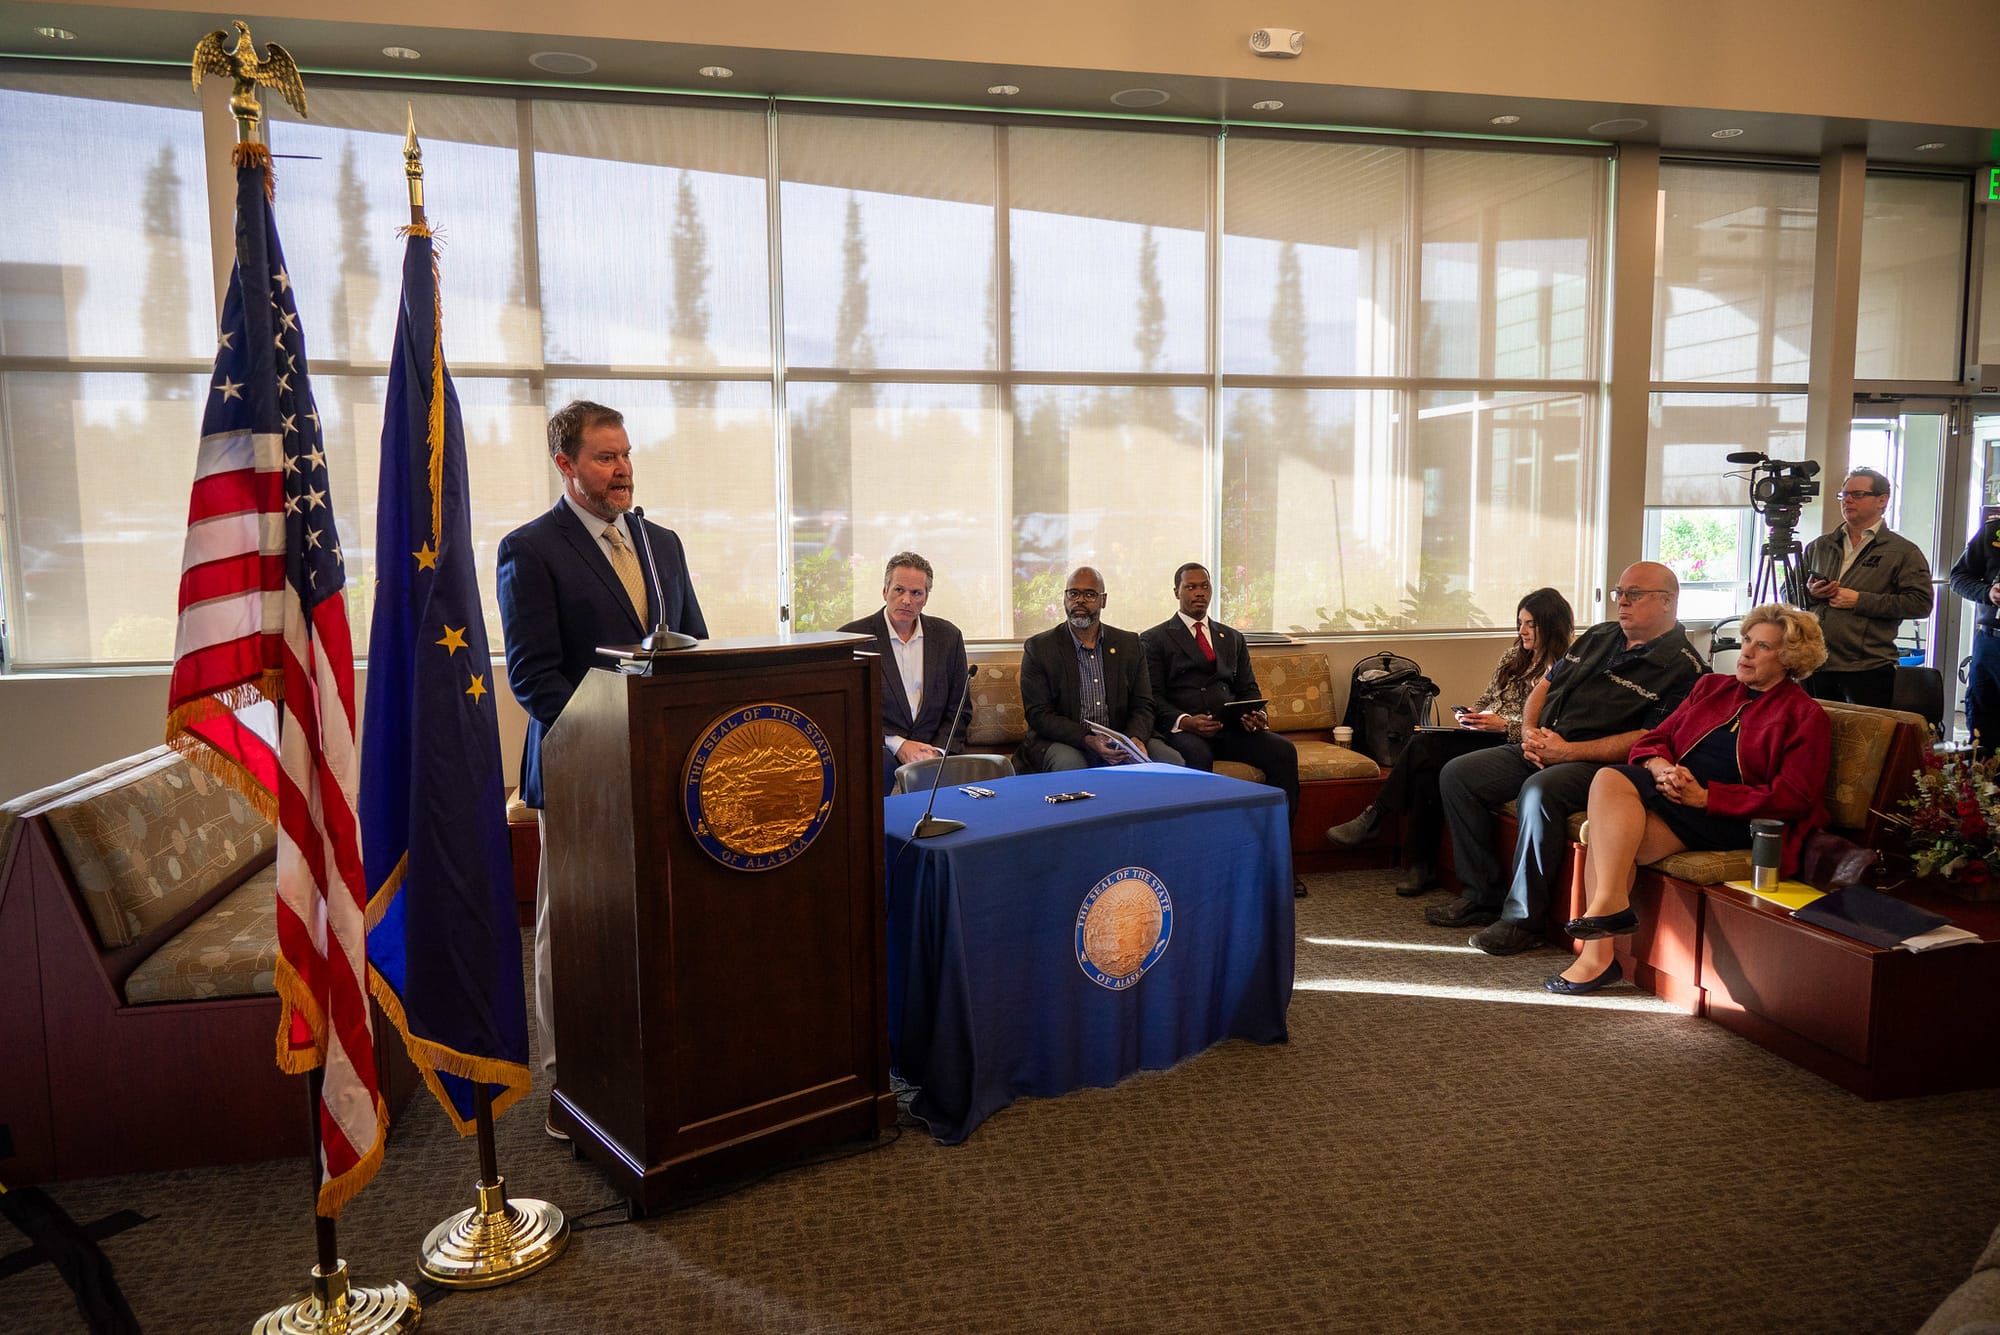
[
  {"xmin": 1834, "ymin": 489, "xmax": 1885, "ymax": 501},
  {"xmin": 1063, "ymin": 588, "xmax": 1104, "ymax": 603},
  {"xmin": 1610, "ymin": 587, "xmax": 1669, "ymax": 603}
]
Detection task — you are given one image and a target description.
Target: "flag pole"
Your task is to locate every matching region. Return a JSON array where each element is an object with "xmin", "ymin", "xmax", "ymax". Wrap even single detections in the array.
[
  {"xmin": 398, "ymin": 109, "xmax": 569, "ymax": 1289},
  {"xmin": 189, "ymin": 22, "xmax": 417, "ymax": 1335}
]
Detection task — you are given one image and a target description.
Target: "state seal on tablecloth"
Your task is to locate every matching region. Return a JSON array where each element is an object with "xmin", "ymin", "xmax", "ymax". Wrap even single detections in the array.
[
  {"xmin": 683, "ymin": 704, "xmax": 835, "ymax": 871},
  {"xmin": 1075, "ymin": 866, "xmax": 1172, "ymax": 990}
]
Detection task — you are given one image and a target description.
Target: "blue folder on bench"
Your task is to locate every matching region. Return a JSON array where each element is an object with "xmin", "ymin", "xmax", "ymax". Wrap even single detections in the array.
[{"xmin": 1792, "ymin": 886, "xmax": 1949, "ymax": 950}]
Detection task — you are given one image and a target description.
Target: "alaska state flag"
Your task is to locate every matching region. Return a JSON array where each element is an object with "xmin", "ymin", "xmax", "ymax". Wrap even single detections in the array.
[{"xmin": 363, "ymin": 224, "xmax": 531, "ymax": 1130}]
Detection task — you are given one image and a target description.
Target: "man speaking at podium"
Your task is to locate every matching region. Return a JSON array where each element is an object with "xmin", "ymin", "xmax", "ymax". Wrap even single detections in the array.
[
  {"xmin": 839, "ymin": 551, "xmax": 970, "ymax": 793},
  {"xmin": 497, "ymin": 400, "xmax": 707, "ymax": 1129}
]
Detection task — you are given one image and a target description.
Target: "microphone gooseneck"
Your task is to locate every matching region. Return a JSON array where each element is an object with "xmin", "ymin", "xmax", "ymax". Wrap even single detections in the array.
[
  {"xmin": 626, "ymin": 505, "xmax": 697, "ymax": 663},
  {"xmin": 913, "ymin": 663, "xmax": 978, "ymax": 839}
]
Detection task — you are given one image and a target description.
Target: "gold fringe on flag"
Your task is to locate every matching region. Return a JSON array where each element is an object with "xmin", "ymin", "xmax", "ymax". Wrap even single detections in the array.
[
  {"xmin": 231, "ymin": 140, "xmax": 275, "ymax": 197},
  {"xmin": 368, "ymin": 970, "xmax": 533, "ymax": 1138},
  {"xmin": 163, "ymin": 670, "xmax": 284, "ymax": 820}
]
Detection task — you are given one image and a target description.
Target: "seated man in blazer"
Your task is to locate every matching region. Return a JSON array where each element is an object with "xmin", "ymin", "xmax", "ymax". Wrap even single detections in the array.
[
  {"xmin": 838, "ymin": 551, "xmax": 970, "ymax": 793},
  {"xmin": 1018, "ymin": 565, "xmax": 1183, "ymax": 772},
  {"xmin": 1143, "ymin": 563, "xmax": 1304, "ymax": 897},
  {"xmin": 497, "ymin": 399, "xmax": 706, "ymax": 1131}
]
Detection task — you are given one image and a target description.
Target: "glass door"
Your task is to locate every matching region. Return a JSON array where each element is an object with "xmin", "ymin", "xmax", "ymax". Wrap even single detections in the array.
[{"xmin": 1848, "ymin": 401, "xmax": 1976, "ymax": 739}]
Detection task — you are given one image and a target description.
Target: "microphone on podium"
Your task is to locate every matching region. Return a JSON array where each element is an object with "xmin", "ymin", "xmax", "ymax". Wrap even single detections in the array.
[
  {"xmin": 913, "ymin": 664, "xmax": 979, "ymax": 840},
  {"xmin": 627, "ymin": 506, "xmax": 698, "ymax": 669}
]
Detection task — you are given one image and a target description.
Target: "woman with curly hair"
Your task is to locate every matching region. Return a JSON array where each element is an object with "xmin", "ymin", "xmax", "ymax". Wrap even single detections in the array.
[
  {"xmin": 1548, "ymin": 603, "xmax": 1831, "ymax": 995},
  {"xmin": 1326, "ymin": 587, "xmax": 1574, "ymax": 895}
]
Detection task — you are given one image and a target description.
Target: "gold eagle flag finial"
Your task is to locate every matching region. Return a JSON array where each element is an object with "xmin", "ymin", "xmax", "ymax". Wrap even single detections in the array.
[{"xmin": 192, "ymin": 20, "xmax": 307, "ymax": 148}]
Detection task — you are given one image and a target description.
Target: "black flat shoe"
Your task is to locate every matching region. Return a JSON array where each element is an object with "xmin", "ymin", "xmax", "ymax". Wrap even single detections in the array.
[
  {"xmin": 1293, "ymin": 877, "xmax": 1308, "ymax": 899},
  {"xmin": 1542, "ymin": 959, "xmax": 1623, "ymax": 995},
  {"xmin": 1565, "ymin": 908, "xmax": 1639, "ymax": 940}
]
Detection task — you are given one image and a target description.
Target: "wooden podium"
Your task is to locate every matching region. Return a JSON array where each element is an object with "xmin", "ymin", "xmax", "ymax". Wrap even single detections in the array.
[{"xmin": 541, "ymin": 631, "xmax": 892, "ymax": 1215}]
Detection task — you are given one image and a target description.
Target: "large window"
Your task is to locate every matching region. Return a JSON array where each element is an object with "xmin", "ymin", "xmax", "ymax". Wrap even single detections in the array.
[
  {"xmin": 1644, "ymin": 163, "xmax": 1818, "ymax": 618},
  {"xmin": 1222, "ymin": 139, "xmax": 1604, "ymax": 633},
  {"xmin": 1856, "ymin": 172, "xmax": 1970, "ymax": 383},
  {"xmin": 0, "ymin": 72, "xmax": 1613, "ymax": 666}
]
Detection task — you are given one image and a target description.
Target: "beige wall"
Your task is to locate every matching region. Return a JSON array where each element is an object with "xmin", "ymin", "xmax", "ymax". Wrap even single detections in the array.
[{"xmin": 90, "ymin": 0, "xmax": 2000, "ymax": 128}]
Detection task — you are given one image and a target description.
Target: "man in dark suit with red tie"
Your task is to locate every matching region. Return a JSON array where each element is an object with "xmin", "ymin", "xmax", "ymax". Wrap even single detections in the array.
[
  {"xmin": 1142, "ymin": 564, "xmax": 1303, "ymax": 895},
  {"xmin": 839, "ymin": 551, "xmax": 971, "ymax": 793},
  {"xmin": 496, "ymin": 400, "xmax": 706, "ymax": 1130}
]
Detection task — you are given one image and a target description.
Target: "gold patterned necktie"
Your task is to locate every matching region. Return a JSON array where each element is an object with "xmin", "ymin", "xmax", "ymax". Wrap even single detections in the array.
[{"xmin": 601, "ymin": 523, "xmax": 649, "ymax": 624}]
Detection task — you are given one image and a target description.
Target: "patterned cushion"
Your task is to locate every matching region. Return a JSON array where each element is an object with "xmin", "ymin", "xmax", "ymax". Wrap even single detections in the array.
[
  {"xmin": 3, "ymin": 747, "xmax": 174, "ymax": 887},
  {"xmin": 43, "ymin": 750, "xmax": 272, "ymax": 949},
  {"xmin": 122, "ymin": 867, "xmax": 279, "ymax": 1003},
  {"xmin": 966, "ymin": 658, "xmax": 1027, "ymax": 747},
  {"xmin": 1215, "ymin": 760, "xmax": 1264, "ymax": 783},
  {"xmin": 1648, "ymin": 849, "xmax": 1752, "ymax": 884},
  {"xmin": 1817, "ymin": 701, "xmax": 1918, "ymax": 830},
  {"xmin": 1254, "ymin": 651, "xmax": 1340, "ymax": 732},
  {"xmin": 1295, "ymin": 741, "xmax": 1382, "ymax": 781}
]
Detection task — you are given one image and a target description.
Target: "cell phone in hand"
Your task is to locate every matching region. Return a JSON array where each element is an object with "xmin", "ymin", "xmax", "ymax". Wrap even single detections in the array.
[{"xmin": 1451, "ymin": 705, "xmax": 1471, "ymax": 715}]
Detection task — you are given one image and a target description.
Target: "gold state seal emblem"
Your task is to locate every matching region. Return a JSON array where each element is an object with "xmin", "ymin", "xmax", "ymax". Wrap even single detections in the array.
[
  {"xmin": 1075, "ymin": 866, "xmax": 1173, "ymax": 989},
  {"xmin": 682, "ymin": 705, "xmax": 836, "ymax": 870}
]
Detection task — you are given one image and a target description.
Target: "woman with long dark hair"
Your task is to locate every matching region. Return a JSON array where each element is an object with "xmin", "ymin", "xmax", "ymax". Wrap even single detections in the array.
[{"xmin": 1326, "ymin": 587, "xmax": 1575, "ymax": 895}]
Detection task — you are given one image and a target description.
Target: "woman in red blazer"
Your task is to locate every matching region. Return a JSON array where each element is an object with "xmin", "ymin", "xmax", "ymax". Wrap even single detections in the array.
[{"xmin": 1545, "ymin": 604, "xmax": 1831, "ymax": 996}]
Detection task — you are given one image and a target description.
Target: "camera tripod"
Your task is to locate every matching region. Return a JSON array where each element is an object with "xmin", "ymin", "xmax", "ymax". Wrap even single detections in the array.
[{"xmin": 1748, "ymin": 517, "xmax": 1812, "ymax": 608}]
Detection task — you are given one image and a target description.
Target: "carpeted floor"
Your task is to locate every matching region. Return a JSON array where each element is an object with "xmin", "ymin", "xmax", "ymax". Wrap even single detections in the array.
[{"xmin": 5, "ymin": 869, "xmax": 1996, "ymax": 1334}]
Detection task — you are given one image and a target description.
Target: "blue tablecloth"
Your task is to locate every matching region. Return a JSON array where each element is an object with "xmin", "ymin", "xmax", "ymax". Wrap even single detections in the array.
[{"xmin": 885, "ymin": 764, "xmax": 1294, "ymax": 1143}]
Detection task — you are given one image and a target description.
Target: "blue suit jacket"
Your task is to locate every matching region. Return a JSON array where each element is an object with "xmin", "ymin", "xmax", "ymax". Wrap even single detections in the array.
[
  {"xmin": 497, "ymin": 500, "xmax": 707, "ymax": 808},
  {"xmin": 837, "ymin": 609, "xmax": 971, "ymax": 753}
]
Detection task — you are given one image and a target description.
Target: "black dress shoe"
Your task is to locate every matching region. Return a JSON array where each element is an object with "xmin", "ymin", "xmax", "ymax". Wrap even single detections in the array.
[
  {"xmin": 1293, "ymin": 876, "xmax": 1308, "ymax": 899},
  {"xmin": 1565, "ymin": 908, "xmax": 1640, "ymax": 940},
  {"xmin": 1542, "ymin": 959, "xmax": 1624, "ymax": 995},
  {"xmin": 1424, "ymin": 895, "xmax": 1499, "ymax": 929}
]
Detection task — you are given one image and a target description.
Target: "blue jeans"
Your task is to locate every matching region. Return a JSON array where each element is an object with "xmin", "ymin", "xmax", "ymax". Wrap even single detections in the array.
[{"xmin": 1438, "ymin": 744, "xmax": 1599, "ymax": 924}]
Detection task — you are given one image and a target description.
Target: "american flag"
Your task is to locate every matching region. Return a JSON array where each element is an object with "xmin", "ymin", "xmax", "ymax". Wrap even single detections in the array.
[{"xmin": 165, "ymin": 156, "xmax": 384, "ymax": 1218}]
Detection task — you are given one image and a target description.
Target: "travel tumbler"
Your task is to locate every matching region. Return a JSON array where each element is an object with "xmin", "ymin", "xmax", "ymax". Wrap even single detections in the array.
[{"xmin": 1749, "ymin": 817, "xmax": 1783, "ymax": 892}]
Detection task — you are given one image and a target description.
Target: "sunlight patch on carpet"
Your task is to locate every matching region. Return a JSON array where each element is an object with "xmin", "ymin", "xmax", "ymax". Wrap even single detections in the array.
[
  {"xmin": 1294, "ymin": 976, "xmax": 1682, "ymax": 1013},
  {"xmin": 1302, "ymin": 935, "xmax": 1483, "ymax": 954}
]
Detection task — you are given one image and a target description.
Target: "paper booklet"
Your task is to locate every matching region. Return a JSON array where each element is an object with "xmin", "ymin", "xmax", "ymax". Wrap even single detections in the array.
[
  {"xmin": 1723, "ymin": 879, "xmax": 1826, "ymax": 912},
  {"xmin": 1085, "ymin": 719, "xmax": 1149, "ymax": 764}
]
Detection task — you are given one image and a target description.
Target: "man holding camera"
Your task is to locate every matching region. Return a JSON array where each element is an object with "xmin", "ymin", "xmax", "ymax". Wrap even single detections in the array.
[{"xmin": 1801, "ymin": 467, "xmax": 1933, "ymax": 708}]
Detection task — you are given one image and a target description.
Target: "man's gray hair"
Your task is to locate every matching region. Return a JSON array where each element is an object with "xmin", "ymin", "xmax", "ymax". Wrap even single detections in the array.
[{"xmin": 883, "ymin": 552, "xmax": 934, "ymax": 590}]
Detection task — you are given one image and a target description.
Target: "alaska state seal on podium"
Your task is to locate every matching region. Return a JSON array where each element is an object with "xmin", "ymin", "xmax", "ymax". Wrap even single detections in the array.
[{"xmin": 683, "ymin": 703, "xmax": 838, "ymax": 870}]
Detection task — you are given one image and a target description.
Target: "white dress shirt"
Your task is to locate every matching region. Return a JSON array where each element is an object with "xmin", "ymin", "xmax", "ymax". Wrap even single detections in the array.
[{"xmin": 884, "ymin": 614, "xmax": 925, "ymax": 754}]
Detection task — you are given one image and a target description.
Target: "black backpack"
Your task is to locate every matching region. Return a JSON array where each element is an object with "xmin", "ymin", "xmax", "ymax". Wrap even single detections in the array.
[{"xmin": 1341, "ymin": 652, "xmax": 1439, "ymax": 766}]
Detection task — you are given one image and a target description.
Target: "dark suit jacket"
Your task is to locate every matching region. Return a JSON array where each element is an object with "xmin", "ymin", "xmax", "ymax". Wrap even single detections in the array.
[
  {"xmin": 837, "ymin": 610, "xmax": 970, "ymax": 755},
  {"xmin": 1018, "ymin": 621, "xmax": 1158, "ymax": 770},
  {"xmin": 497, "ymin": 500, "xmax": 707, "ymax": 808},
  {"xmin": 1141, "ymin": 615, "xmax": 1261, "ymax": 725}
]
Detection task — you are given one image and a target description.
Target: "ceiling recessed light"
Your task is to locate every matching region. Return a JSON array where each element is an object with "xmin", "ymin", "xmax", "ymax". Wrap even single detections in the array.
[
  {"xmin": 1587, "ymin": 117, "xmax": 1649, "ymax": 136},
  {"xmin": 1710, "ymin": 127, "xmax": 1745, "ymax": 139},
  {"xmin": 1489, "ymin": 114, "xmax": 1520, "ymax": 126},
  {"xmin": 528, "ymin": 51, "xmax": 597, "ymax": 75},
  {"xmin": 1110, "ymin": 88, "xmax": 1171, "ymax": 109},
  {"xmin": 34, "ymin": 26, "xmax": 74, "ymax": 40},
  {"xmin": 382, "ymin": 46, "xmax": 421, "ymax": 61},
  {"xmin": 987, "ymin": 84, "xmax": 1020, "ymax": 96},
  {"xmin": 1916, "ymin": 141, "xmax": 1947, "ymax": 152},
  {"xmin": 1251, "ymin": 99, "xmax": 1284, "ymax": 112},
  {"xmin": 698, "ymin": 65, "xmax": 734, "ymax": 79}
]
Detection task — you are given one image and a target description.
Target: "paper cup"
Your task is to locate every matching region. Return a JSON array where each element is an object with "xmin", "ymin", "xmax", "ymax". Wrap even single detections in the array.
[{"xmin": 1333, "ymin": 726, "xmax": 1354, "ymax": 747}]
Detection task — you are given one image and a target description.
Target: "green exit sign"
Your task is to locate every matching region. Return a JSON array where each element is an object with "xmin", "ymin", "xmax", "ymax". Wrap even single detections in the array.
[{"xmin": 1986, "ymin": 166, "xmax": 2000, "ymax": 203}]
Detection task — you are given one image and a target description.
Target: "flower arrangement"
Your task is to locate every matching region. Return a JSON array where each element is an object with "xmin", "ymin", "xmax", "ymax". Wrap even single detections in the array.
[{"xmin": 1885, "ymin": 748, "xmax": 2000, "ymax": 885}]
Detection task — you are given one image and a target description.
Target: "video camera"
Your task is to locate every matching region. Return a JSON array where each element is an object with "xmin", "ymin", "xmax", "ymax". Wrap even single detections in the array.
[{"xmin": 1724, "ymin": 451, "xmax": 1821, "ymax": 531}]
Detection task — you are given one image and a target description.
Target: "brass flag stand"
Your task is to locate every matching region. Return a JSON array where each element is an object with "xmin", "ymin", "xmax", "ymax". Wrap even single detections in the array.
[
  {"xmin": 191, "ymin": 24, "xmax": 419, "ymax": 1334},
  {"xmin": 399, "ymin": 109, "xmax": 569, "ymax": 1290}
]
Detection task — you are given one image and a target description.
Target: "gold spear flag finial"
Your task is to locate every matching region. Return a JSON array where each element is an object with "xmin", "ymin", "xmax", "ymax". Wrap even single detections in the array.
[
  {"xmin": 404, "ymin": 102, "xmax": 426, "ymax": 223},
  {"xmin": 192, "ymin": 20, "xmax": 307, "ymax": 150}
]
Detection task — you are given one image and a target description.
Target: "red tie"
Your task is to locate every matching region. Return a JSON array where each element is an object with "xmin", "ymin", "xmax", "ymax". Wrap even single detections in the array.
[{"xmin": 1194, "ymin": 621, "xmax": 1215, "ymax": 663}]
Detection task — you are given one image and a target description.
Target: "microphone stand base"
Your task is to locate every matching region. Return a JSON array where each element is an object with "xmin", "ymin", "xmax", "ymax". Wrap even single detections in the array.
[{"xmin": 912, "ymin": 816, "xmax": 965, "ymax": 839}]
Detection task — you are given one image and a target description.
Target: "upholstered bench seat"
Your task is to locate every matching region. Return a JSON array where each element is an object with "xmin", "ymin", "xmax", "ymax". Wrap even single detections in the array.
[{"xmin": 123, "ymin": 867, "xmax": 280, "ymax": 1003}]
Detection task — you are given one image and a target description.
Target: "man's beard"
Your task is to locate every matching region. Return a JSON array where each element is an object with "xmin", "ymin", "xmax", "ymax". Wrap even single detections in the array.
[{"xmin": 1067, "ymin": 610, "xmax": 1097, "ymax": 631}]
